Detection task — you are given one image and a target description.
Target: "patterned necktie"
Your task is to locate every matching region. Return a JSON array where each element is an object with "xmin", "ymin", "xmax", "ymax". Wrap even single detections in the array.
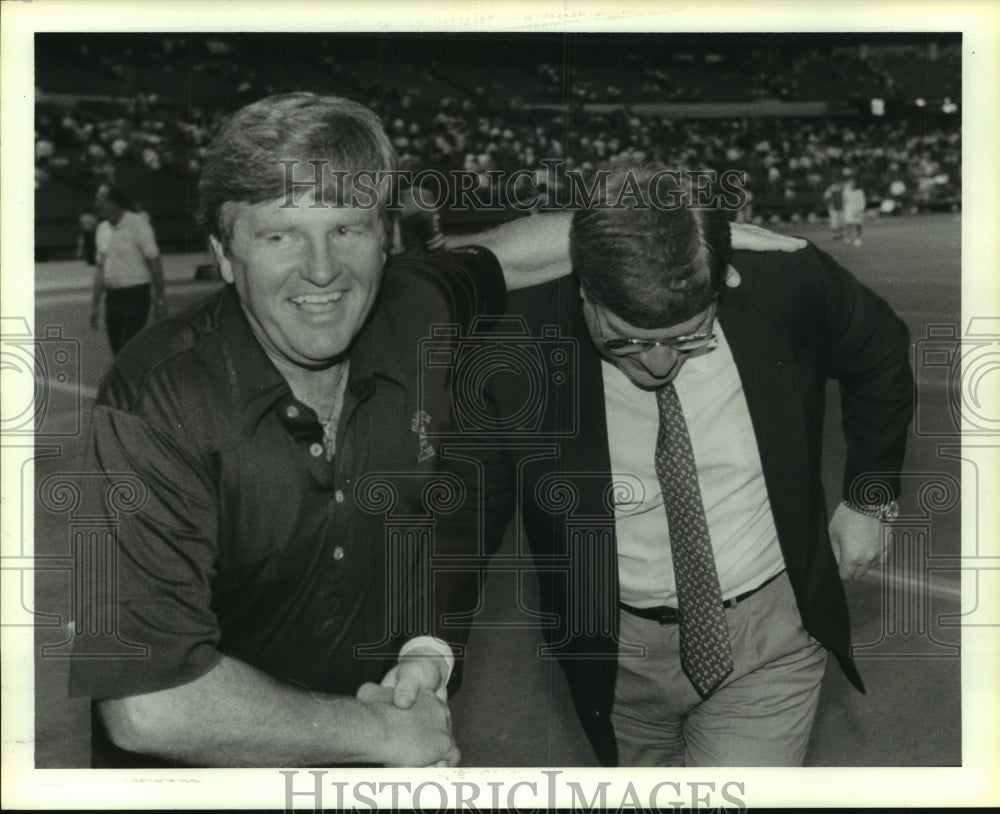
[{"xmin": 654, "ymin": 382, "xmax": 734, "ymax": 698}]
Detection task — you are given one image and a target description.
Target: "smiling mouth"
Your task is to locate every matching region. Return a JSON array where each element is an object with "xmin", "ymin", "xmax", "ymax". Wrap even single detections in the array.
[{"xmin": 290, "ymin": 291, "xmax": 346, "ymax": 311}]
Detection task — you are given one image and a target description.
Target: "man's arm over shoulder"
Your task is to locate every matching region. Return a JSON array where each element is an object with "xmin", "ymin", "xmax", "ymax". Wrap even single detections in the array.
[
  {"xmin": 385, "ymin": 246, "xmax": 507, "ymax": 333},
  {"xmin": 449, "ymin": 212, "xmax": 807, "ymax": 291}
]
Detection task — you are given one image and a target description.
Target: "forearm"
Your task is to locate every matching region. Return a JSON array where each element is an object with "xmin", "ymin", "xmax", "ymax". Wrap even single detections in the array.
[
  {"xmin": 146, "ymin": 256, "xmax": 166, "ymax": 299},
  {"xmin": 448, "ymin": 211, "xmax": 573, "ymax": 290},
  {"xmin": 98, "ymin": 655, "xmax": 387, "ymax": 767},
  {"xmin": 452, "ymin": 214, "xmax": 806, "ymax": 291},
  {"xmin": 91, "ymin": 266, "xmax": 105, "ymax": 310}
]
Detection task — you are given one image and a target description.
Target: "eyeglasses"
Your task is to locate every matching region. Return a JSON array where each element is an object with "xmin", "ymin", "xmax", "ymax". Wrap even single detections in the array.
[{"xmin": 591, "ymin": 302, "xmax": 718, "ymax": 357}]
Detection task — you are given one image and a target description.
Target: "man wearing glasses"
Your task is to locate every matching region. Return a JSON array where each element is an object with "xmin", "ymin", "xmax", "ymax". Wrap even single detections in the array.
[{"xmin": 476, "ymin": 162, "xmax": 912, "ymax": 766}]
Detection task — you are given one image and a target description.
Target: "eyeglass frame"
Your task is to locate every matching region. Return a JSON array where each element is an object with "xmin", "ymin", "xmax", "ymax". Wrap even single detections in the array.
[{"xmin": 588, "ymin": 298, "xmax": 719, "ymax": 357}]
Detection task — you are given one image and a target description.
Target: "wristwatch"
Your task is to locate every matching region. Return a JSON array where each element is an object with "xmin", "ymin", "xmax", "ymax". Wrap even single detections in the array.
[{"xmin": 842, "ymin": 498, "xmax": 900, "ymax": 522}]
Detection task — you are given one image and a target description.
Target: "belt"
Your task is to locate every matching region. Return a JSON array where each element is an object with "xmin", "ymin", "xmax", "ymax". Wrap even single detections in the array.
[{"xmin": 619, "ymin": 571, "xmax": 785, "ymax": 625}]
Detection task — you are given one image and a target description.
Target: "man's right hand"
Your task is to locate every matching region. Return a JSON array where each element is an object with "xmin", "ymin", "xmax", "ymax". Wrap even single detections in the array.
[
  {"xmin": 356, "ymin": 682, "xmax": 460, "ymax": 767},
  {"xmin": 730, "ymin": 222, "xmax": 807, "ymax": 252}
]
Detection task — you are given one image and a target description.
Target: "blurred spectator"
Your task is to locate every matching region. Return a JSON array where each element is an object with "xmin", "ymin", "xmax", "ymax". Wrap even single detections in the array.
[
  {"xmin": 843, "ymin": 177, "xmax": 867, "ymax": 246},
  {"xmin": 76, "ymin": 209, "xmax": 99, "ymax": 265},
  {"xmin": 90, "ymin": 183, "xmax": 167, "ymax": 355},
  {"xmin": 823, "ymin": 178, "xmax": 845, "ymax": 240}
]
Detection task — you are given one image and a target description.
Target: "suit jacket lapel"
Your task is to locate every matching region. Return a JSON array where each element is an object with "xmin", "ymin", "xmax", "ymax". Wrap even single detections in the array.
[{"xmin": 563, "ymin": 288, "xmax": 615, "ymax": 498}]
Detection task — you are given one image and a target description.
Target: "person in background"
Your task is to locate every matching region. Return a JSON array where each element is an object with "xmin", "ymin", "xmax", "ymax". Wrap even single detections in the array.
[
  {"xmin": 89, "ymin": 183, "xmax": 167, "ymax": 355},
  {"xmin": 843, "ymin": 176, "xmax": 867, "ymax": 246},
  {"xmin": 823, "ymin": 177, "xmax": 844, "ymax": 241},
  {"xmin": 76, "ymin": 208, "xmax": 99, "ymax": 266}
]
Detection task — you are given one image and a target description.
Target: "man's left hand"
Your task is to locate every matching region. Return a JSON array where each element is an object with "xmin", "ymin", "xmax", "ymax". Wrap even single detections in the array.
[
  {"xmin": 829, "ymin": 501, "xmax": 887, "ymax": 580},
  {"xmin": 381, "ymin": 650, "xmax": 449, "ymax": 709}
]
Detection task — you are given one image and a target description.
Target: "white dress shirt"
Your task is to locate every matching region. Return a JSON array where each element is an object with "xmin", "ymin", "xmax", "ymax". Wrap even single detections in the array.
[{"xmin": 604, "ymin": 324, "xmax": 786, "ymax": 607}]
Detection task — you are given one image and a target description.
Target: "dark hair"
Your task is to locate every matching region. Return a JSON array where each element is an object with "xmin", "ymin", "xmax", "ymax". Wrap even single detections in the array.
[
  {"xmin": 197, "ymin": 92, "xmax": 397, "ymax": 252},
  {"xmin": 96, "ymin": 183, "xmax": 128, "ymax": 209},
  {"xmin": 570, "ymin": 163, "xmax": 731, "ymax": 328}
]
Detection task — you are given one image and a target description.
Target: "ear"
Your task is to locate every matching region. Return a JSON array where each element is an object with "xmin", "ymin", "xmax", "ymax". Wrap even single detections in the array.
[{"xmin": 209, "ymin": 235, "xmax": 234, "ymax": 284}]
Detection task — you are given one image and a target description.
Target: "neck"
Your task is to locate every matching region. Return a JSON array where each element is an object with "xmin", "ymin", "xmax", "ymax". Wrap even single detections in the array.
[{"xmin": 276, "ymin": 357, "xmax": 350, "ymax": 417}]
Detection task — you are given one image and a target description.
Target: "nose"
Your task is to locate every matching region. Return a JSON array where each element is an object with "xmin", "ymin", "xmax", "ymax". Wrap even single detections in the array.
[
  {"xmin": 637, "ymin": 346, "xmax": 682, "ymax": 379},
  {"xmin": 302, "ymin": 234, "xmax": 344, "ymax": 286}
]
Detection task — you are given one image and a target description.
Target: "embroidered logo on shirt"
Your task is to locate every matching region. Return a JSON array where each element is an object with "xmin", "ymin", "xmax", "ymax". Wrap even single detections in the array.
[{"xmin": 411, "ymin": 410, "xmax": 435, "ymax": 462}]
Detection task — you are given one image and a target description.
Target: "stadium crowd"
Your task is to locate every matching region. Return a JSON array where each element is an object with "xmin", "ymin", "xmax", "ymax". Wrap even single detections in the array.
[{"xmin": 34, "ymin": 34, "xmax": 961, "ymax": 253}]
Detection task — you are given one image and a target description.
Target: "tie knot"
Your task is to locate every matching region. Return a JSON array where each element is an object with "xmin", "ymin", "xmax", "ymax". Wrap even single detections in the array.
[{"xmin": 656, "ymin": 382, "xmax": 683, "ymax": 419}]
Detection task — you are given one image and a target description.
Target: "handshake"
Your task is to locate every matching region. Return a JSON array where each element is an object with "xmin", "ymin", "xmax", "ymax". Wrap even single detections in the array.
[{"xmin": 354, "ymin": 645, "xmax": 460, "ymax": 767}]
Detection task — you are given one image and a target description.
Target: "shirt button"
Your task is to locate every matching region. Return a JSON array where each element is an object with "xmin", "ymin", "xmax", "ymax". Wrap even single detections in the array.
[
  {"xmin": 309, "ymin": 442, "xmax": 324, "ymax": 457},
  {"xmin": 334, "ymin": 490, "xmax": 345, "ymax": 504},
  {"xmin": 333, "ymin": 546, "xmax": 345, "ymax": 560},
  {"xmin": 286, "ymin": 405, "xmax": 300, "ymax": 419}
]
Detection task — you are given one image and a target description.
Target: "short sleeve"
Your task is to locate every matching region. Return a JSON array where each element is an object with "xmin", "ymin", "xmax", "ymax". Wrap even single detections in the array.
[
  {"xmin": 67, "ymin": 405, "xmax": 223, "ymax": 700},
  {"xmin": 133, "ymin": 215, "xmax": 160, "ymax": 259},
  {"xmin": 95, "ymin": 222, "xmax": 110, "ymax": 257}
]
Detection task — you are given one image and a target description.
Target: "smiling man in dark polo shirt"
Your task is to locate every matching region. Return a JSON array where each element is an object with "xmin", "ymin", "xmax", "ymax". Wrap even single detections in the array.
[{"xmin": 68, "ymin": 93, "xmax": 518, "ymax": 768}]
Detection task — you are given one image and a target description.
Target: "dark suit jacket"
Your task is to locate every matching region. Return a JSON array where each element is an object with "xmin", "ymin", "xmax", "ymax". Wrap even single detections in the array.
[{"xmin": 478, "ymin": 244, "xmax": 913, "ymax": 766}]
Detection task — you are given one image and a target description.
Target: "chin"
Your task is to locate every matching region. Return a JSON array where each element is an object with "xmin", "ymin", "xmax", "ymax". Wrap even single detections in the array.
[
  {"xmin": 292, "ymin": 342, "xmax": 351, "ymax": 367},
  {"xmin": 622, "ymin": 367, "xmax": 679, "ymax": 390}
]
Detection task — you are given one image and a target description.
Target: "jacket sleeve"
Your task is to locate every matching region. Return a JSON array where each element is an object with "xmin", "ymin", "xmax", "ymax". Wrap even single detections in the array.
[{"xmin": 816, "ymin": 247, "xmax": 914, "ymax": 503}]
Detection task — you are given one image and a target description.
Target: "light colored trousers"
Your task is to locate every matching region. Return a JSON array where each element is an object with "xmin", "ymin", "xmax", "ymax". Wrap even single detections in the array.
[{"xmin": 610, "ymin": 571, "xmax": 828, "ymax": 766}]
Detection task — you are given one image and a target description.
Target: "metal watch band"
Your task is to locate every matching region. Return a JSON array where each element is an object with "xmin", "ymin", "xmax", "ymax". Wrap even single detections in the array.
[{"xmin": 841, "ymin": 498, "xmax": 899, "ymax": 522}]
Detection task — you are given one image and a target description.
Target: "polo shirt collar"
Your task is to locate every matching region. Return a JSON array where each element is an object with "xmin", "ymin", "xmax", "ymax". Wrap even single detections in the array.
[
  {"xmin": 346, "ymin": 291, "xmax": 412, "ymax": 393},
  {"xmin": 212, "ymin": 285, "xmax": 410, "ymax": 435}
]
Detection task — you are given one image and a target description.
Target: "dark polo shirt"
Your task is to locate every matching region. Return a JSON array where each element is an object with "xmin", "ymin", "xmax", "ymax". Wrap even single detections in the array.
[{"xmin": 68, "ymin": 247, "xmax": 504, "ymax": 766}]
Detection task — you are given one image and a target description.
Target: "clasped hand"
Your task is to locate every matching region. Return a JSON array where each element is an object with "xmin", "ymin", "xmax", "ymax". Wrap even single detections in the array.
[
  {"xmin": 355, "ymin": 681, "xmax": 459, "ymax": 768},
  {"xmin": 353, "ymin": 650, "xmax": 457, "ymax": 767}
]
